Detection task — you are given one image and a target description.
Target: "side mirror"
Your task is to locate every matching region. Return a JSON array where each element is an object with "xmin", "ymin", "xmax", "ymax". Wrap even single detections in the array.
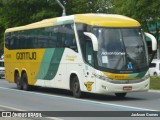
[
  {"xmin": 145, "ymin": 32, "xmax": 157, "ymax": 51},
  {"xmin": 83, "ymin": 32, "xmax": 98, "ymax": 51},
  {"xmin": 145, "ymin": 32, "xmax": 157, "ymax": 65}
]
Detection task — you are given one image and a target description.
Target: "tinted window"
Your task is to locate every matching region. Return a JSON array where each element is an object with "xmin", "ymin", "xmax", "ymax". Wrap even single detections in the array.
[
  {"xmin": 150, "ymin": 63, "xmax": 156, "ymax": 68},
  {"xmin": 5, "ymin": 33, "xmax": 10, "ymax": 49},
  {"xmin": 59, "ymin": 24, "xmax": 77, "ymax": 52},
  {"xmin": 76, "ymin": 23, "xmax": 94, "ymax": 66},
  {"xmin": 5, "ymin": 24, "xmax": 77, "ymax": 51},
  {"xmin": 5, "ymin": 27, "xmax": 58, "ymax": 49},
  {"xmin": 0, "ymin": 61, "xmax": 4, "ymax": 67},
  {"xmin": 85, "ymin": 40, "xmax": 94, "ymax": 66}
]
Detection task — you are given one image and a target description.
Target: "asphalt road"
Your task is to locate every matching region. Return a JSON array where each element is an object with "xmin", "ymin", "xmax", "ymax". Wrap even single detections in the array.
[{"xmin": 0, "ymin": 78, "xmax": 160, "ymax": 120}]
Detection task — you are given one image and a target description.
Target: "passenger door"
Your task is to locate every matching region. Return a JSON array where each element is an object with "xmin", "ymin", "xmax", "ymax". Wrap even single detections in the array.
[{"xmin": 84, "ymin": 40, "xmax": 96, "ymax": 92}]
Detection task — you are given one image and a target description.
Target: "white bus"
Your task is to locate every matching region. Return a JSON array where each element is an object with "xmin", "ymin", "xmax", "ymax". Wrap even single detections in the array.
[{"xmin": 4, "ymin": 14, "xmax": 157, "ymax": 98}]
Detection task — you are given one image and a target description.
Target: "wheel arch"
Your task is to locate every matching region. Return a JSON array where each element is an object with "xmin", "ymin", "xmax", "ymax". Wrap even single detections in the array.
[{"xmin": 69, "ymin": 71, "xmax": 82, "ymax": 91}]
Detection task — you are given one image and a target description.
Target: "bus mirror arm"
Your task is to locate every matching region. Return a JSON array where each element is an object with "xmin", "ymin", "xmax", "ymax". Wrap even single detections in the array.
[
  {"xmin": 83, "ymin": 32, "xmax": 98, "ymax": 51},
  {"xmin": 145, "ymin": 33, "xmax": 157, "ymax": 51},
  {"xmin": 145, "ymin": 32, "xmax": 157, "ymax": 65}
]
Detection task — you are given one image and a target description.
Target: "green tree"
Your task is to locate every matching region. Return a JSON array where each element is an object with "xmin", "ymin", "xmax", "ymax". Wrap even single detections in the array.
[
  {"xmin": 0, "ymin": 0, "xmax": 113, "ymax": 50},
  {"xmin": 0, "ymin": 0, "xmax": 4, "ymax": 50},
  {"xmin": 112, "ymin": 0, "xmax": 160, "ymax": 39},
  {"xmin": 57, "ymin": 0, "xmax": 113, "ymax": 15},
  {"xmin": 1, "ymin": 0, "xmax": 61, "ymax": 28},
  {"xmin": 0, "ymin": 0, "xmax": 61, "ymax": 49}
]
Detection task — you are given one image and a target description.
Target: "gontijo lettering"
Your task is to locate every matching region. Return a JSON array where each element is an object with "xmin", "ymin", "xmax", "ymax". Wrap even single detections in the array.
[{"xmin": 16, "ymin": 52, "xmax": 36, "ymax": 60}]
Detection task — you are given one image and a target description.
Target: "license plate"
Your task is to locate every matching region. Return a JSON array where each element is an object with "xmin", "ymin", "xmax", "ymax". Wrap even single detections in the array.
[{"xmin": 123, "ymin": 86, "xmax": 132, "ymax": 90}]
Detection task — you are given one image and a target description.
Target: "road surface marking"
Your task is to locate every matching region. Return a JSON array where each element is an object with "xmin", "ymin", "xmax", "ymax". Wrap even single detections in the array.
[
  {"xmin": 0, "ymin": 86, "xmax": 158, "ymax": 111},
  {"xmin": 0, "ymin": 104, "xmax": 24, "ymax": 111}
]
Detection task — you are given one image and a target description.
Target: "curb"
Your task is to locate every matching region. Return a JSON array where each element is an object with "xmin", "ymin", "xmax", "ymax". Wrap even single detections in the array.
[{"xmin": 149, "ymin": 89, "xmax": 160, "ymax": 93}]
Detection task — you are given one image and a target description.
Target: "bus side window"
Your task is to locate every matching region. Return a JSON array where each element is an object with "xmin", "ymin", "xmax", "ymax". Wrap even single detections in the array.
[
  {"xmin": 150, "ymin": 63, "xmax": 156, "ymax": 68},
  {"xmin": 10, "ymin": 33, "xmax": 15, "ymax": 49},
  {"xmin": 51, "ymin": 27, "xmax": 58, "ymax": 48},
  {"xmin": 5, "ymin": 33, "xmax": 10, "ymax": 49},
  {"xmin": 64, "ymin": 24, "xmax": 78, "ymax": 52},
  {"xmin": 57, "ymin": 26, "xmax": 65, "ymax": 47},
  {"xmin": 85, "ymin": 40, "xmax": 94, "ymax": 66}
]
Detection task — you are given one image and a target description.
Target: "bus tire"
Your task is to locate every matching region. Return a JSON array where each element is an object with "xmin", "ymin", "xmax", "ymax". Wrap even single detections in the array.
[
  {"xmin": 72, "ymin": 76, "xmax": 83, "ymax": 98},
  {"xmin": 115, "ymin": 93, "xmax": 127, "ymax": 98},
  {"xmin": 15, "ymin": 72, "xmax": 22, "ymax": 90},
  {"xmin": 22, "ymin": 72, "xmax": 30, "ymax": 91}
]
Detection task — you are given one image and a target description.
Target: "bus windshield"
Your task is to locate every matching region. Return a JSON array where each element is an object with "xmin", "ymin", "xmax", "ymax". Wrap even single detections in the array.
[{"xmin": 92, "ymin": 28, "xmax": 148, "ymax": 71}]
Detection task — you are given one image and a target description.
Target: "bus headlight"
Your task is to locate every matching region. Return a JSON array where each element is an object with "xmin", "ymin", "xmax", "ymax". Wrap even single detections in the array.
[
  {"xmin": 93, "ymin": 73, "xmax": 150, "ymax": 84},
  {"xmin": 93, "ymin": 73, "xmax": 109, "ymax": 81}
]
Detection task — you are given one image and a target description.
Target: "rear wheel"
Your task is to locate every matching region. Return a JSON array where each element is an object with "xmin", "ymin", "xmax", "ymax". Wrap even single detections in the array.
[
  {"xmin": 15, "ymin": 72, "xmax": 22, "ymax": 90},
  {"xmin": 115, "ymin": 93, "xmax": 127, "ymax": 98},
  {"xmin": 72, "ymin": 76, "xmax": 83, "ymax": 98},
  {"xmin": 22, "ymin": 72, "xmax": 30, "ymax": 91}
]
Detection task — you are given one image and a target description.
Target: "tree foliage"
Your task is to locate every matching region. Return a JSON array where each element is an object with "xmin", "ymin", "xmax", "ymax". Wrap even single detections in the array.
[
  {"xmin": 0, "ymin": 0, "xmax": 113, "ymax": 49},
  {"xmin": 112, "ymin": 0, "xmax": 160, "ymax": 39},
  {"xmin": 0, "ymin": 0, "xmax": 61, "ymax": 28}
]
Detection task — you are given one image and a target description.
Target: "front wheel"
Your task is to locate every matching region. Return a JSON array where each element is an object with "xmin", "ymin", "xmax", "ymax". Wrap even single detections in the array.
[
  {"xmin": 115, "ymin": 93, "xmax": 127, "ymax": 98},
  {"xmin": 72, "ymin": 76, "xmax": 83, "ymax": 98}
]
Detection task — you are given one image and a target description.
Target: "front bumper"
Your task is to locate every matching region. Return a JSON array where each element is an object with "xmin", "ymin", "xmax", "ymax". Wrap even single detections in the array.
[{"xmin": 95, "ymin": 78, "xmax": 150, "ymax": 94}]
